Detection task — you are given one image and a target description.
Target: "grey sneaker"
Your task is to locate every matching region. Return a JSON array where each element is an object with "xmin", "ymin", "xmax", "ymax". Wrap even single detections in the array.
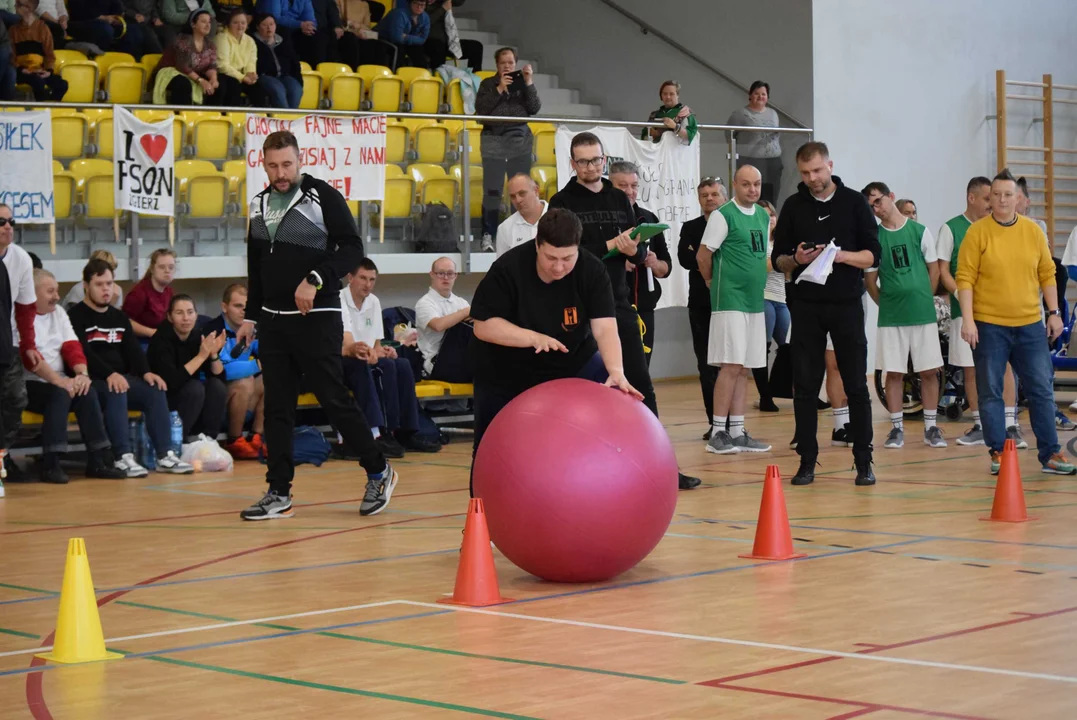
[
  {"xmin": 706, "ymin": 430, "xmax": 738, "ymax": 455},
  {"xmin": 240, "ymin": 492, "xmax": 294, "ymax": 521},
  {"xmin": 884, "ymin": 427, "xmax": 904, "ymax": 449},
  {"xmin": 156, "ymin": 450, "xmax": 194, "ymax": 474},
  {"xmin": 733, "ymin": 431, "xmax": 771, "ymax": 453},
  {"xmin": 480, "ymin": 233, "xmax": 495, "ymax": 252},
  {"xmin": 115, "ymin": 452, "xmax": 149, "ymax": 478},
  {"xmin": 924, "ymin": 426, "xmax": 947, "ymax": 448},
  {"xmin": 1056, "ymin": 413, "xmax": 1076, "ymax": 431},
  {"xmin": 956, "ymin": 424, "xmax": 985, "ymax": 446},
  {"xmin": 360, "ymin": 463, "xmax": 399, "ymax": 516},
  {"xmin": 1006, "ymin": 425, "xmax": 1028, "ymax": 449}
]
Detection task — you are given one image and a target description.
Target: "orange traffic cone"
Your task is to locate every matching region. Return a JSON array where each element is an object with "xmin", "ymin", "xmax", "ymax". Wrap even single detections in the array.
[
  {"xmin": 982, "ymin": 439, "xmax": 1037, "ymax": 522},
  {"xmin": 740, "ymin": 465, "xmax": 807, "ymax": 561},
  {"xmin": 439, "ymin": 498, "xmax": 513, "ymax": 606}
]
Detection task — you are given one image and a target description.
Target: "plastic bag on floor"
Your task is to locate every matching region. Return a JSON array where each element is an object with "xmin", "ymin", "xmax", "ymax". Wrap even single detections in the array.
[{"xmin": 181, "ymin": 434, "xmax": 234, "ymax": 473}]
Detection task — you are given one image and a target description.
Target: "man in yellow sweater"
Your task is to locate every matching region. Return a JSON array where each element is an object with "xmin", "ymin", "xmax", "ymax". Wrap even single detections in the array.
[{"xmin": 956, "ymin": 169, "xmax": 1075, "ymax": 476}]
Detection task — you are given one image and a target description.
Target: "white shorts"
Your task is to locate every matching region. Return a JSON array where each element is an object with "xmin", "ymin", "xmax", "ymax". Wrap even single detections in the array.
[
  {"xmin": 876, "ymin": 323, "xmax": 944, "ymax": 373},
  {"xmin": 708, "ymin": 311, "xmax": 767, "ymax": 368},
  {"xmin": 948, "ymin": 317, "xmax": 974, "ymax": 367}
]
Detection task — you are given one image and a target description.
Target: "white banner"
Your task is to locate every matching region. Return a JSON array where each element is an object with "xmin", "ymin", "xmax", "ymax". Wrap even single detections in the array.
[
  {"xmin": 245, "ymin": 114, "xmax": 387, "ymax": 203},
  {"xmin": 114, "ymin": 107, "xmax": 175, "ymax": 216},
  {"xmin": 555, "ymin": 127, "xmax": 701, "ymax": 309},
  {"xmin": 0, "ymin": 111, "xmax": 55, "ymax": 223}
]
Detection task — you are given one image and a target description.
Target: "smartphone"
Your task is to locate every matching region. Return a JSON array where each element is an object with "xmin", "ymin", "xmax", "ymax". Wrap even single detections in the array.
[
  {"xmin": 229, "ymin": 338, "xmax": 248, "ymax": 359},
  {"xmin": 506, "ymin": 70, "xmax": 524, "ymax": 89},
  {"xmin": 801, "ymin": 242, "xmax": 817, "ymax": 251}
]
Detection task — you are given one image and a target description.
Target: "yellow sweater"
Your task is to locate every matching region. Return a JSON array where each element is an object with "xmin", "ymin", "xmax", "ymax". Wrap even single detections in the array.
[
  {"xmin": 214, "ymin": 31, "xmax": 257, "ymax": 82},
  {"xmin": 955, "ymin": 214, "xmax": 1055, "ymax": 326}
]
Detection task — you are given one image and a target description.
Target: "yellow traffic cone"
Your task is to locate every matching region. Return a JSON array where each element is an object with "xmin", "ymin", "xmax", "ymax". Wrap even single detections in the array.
[{"xmin": 36, "ymin": 539, "xmax": 122, "ymax": 664}]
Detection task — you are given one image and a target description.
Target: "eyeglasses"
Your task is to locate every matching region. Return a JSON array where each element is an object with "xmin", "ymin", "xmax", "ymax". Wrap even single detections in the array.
[
  {"xmin": 572, "ymin": 156, "xmax": 605, "ymax": 168},
  {"xmin": 700, "ymin": 176, "xmax": 723, "ymax": 186},
  {"xmin": 433, "ymin": 271, "xmax": 457, "ymax": 279},
  {"xmin": 0, "ymin": 218, "xmax": 15, "ymax": 228}
]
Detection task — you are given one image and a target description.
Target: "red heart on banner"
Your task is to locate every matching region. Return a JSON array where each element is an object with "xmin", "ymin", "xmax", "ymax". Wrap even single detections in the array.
[{"xmin": 140, "ymin": 134, "xmax": 168, "ymax": 164}]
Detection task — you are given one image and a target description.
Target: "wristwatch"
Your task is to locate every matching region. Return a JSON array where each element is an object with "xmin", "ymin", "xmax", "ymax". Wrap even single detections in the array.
[
  {"xmin": 1048, "ymin": 309, "xmax": 1062, "ymax": 317},
  {"xmin": 306, "ymin": 272, "xmax": 323, "ymax": 290}
]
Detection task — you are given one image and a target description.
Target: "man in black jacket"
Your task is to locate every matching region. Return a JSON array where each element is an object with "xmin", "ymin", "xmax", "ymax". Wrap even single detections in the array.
[
  {"xmin": 771, "ymin": 141, "xmax": 881, "ymax": 486},
  {"xmin": 236, "ymin": 130, "xmax": 395, "ymax": 520},
  {"xmin": 678, "ymin": 178, "xmax": 726, "ymax": 437}
]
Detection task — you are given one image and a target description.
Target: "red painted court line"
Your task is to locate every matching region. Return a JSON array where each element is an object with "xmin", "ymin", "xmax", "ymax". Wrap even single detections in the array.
[
  {"xmin": 2, "ymin": 488, "xmax": 465, "ymax": 536},
  {"xmin": 24, "ymin": 511, "xmax": 464, "ymax": 720},
  {"xmin": 827, "ymin": 708, "xmax": 879, "ymax": 720},
  {"xmin": 880, "ymin": 478, "xmax": 1077, "ymax": 496}
]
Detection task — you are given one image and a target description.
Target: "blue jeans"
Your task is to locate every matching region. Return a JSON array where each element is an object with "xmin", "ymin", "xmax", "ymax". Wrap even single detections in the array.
[
  {"xmin": 342, "ymin": 356, "xmax": 420, "ymax": 433},
  {"xmin": 93, "ymin": 375, "xmax": 172, "ymax": 458},
  {"xmin": 258, "ymin": 75, "xmax": 303, "ymax": 109},
  {"xmin": 764, "ymin": 299, "xmax": 790, "ymax": 347},
  {"xmin": 972, "ymin": 321, "xmax": 1059, "ymax": 464}
]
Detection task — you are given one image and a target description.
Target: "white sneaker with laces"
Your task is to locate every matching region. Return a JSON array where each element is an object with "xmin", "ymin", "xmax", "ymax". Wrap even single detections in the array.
[
  {"xmin": 115, "ymin": 453, "xmax": 149, "ymax": 478},
  {"xmin": 156, "ymin": 450, "xmax": 194, "ymax": 474}
]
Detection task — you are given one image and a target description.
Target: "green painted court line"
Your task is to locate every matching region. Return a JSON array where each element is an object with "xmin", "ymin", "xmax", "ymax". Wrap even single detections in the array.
[
  {"xmin": 0, "ymin": 627, "xmax": 39, "ymax": 639},
  {"xmin": 0, "ymin": 581, "xmax": 57, "ymax": 596},
  {"xmin": 144, "ymin": 655, "xmax": 542, "ymax": 719}
]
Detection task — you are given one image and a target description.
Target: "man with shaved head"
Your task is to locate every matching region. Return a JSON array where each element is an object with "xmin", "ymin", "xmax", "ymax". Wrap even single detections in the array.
[
  {"xmin": 495, "ymin": 173, "xmax": 548, "ymax": 257},
  {"xmin": 415, "ymin": 256, "xmax": 473, "ymax": 382},
  {"xmin": 696, "ymin": 165, "xmax": 772, "ymax": 454}
]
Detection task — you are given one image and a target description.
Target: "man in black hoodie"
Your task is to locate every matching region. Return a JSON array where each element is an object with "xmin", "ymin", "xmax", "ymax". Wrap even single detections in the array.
[
  {"xmin": 549, "ymin": 131, "xmax": 700, "ymax": 490},
  {"xmin": 771, "ymin": 141, "xmax": 881, "ymax": 487},
  {"xmin": 236, "ymin": 130, "xmax": 396, "ymax": 521}
]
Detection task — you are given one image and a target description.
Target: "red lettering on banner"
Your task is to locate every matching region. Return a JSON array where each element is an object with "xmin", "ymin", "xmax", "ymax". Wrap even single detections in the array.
[
  {"xmin": 246, "ymin": 116, "xmax": 292, "ymax": 136},
  {"xmin": 344, "ymin": 147, "xmax": 352, "ymax": 165},
  {"xmin": 305, "ymin": 115, "xmax": 343, "ymax": 137},
  {"xmin": 351, "ymin": 116, "xmax": 387, "ymax": 135},
  {"xmin": 327, "ymin": 177, "xmax": 345, "ymax": 190},
  {"xmin": 247, "ymin": 149, "xmax": 264, "ymax": 167},
  {"xmin": 344, "ymin": 176, "xmax": 351, "ymax": 197},
  {"xmin": 301, "ymin": 147, "xmax": 337, "ymax": 170},
  {"xmin": 358, "ymin": 146, "xmax": 385, "ymax": 165}
]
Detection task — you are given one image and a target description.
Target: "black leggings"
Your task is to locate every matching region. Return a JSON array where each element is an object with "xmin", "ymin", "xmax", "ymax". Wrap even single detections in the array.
[{"xmin": 170, "ymin": 377, "xmax": 227, "ymax": 440}]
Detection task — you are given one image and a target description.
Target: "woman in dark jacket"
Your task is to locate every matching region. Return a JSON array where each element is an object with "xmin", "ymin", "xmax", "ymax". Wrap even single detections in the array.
[
  {"xmin": 423, "ymin": 0, "xmax": 480, "ymax": 71},
  {"xmin": 147, "ymin": 295, "xmax": 227, "ymax": 441},
  {"xmin": 250, "ymin": 13, "xmax": 302, "ymax": 108}
]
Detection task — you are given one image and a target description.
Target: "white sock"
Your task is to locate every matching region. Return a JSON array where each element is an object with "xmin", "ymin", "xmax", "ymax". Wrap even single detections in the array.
[
  {"xmin": 833, "ymin": 406, "xmax": 849, "ymax": 431},
  {"xmin": 712, "ymin": 415, "xmax": 727, "ymax": 434},
  {"xmin": 971, "ymin": 410, "xmax": 980, "ymax": 426},
  {"xmin": 729, "ymin": 416, "xmax": 745, "ymax": 439},
  {"xmin": 890, "ymin": 412, "xmax": 904, "ymax": 431},
  {"xmin": 371, "ymin": 427, "xmax": 381, "ymax": 439},
  {"xmin": 1005, "ymin": 406, "xmax": 1017, "ymax": 428},
  {"xmin": 924, "ymin": 410, "xmax": 937, "ymax": 430}
]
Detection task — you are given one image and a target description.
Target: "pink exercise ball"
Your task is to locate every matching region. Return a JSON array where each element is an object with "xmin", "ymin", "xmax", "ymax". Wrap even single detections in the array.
[{"xmin": 473, "ymin": 378, "xmax": 679, "ymax": 583}]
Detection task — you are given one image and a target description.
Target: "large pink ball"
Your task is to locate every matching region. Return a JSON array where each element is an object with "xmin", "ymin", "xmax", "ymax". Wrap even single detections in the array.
[{"xmin": 473, "ymin": 378, "xmax": 679, "ymax": 583}]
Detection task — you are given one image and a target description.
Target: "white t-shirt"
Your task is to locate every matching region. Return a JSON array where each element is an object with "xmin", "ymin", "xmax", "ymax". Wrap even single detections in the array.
[
  {"xmin": 415, "ymin": 287, "xmax": 469, "ymax": 375},
  {"xmin": 24, "ymin": 306, "xmax": 79, "ymax": 383},
  {"xmin": 2, "ymin": 243, "xmax": 36, "ymax": 344},
  {"xmin": 339, "ymin": 288, "xmax": 383, "ymax": 348},
  {"xmin": 495, "ymin": 201, "xmax": 548, "ymax": 257},
  {"xmin": 1062, "ymin": 226, "xmax": 1077, "ymax": 267}
]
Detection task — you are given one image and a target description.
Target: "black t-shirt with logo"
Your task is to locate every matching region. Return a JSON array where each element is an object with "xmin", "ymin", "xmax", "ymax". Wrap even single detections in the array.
[{"xmin": 470, "ymin": 241, "xmax": 616, "ymax": 393}]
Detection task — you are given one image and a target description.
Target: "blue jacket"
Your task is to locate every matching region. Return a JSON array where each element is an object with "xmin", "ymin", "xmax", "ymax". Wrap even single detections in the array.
[
  {"xmin": 254, "ymin": 0, "xmax": 315, "ymax": 30},
  {"xmin": 201, "ymin": 315, "xmax": 260, "ymax": 382},
  {"xmin": 378, "ymin": 0, "xmax": 429, "ymax": 45}
]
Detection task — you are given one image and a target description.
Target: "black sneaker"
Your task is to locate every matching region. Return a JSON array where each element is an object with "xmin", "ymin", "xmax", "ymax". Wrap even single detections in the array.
[
  {"xmin": 4, "ymin": 454, "xmax": 31, "ymax": 483},
  {"xmin": 678, "ymin": 472, "xmax": 701, "ymax": 490},
  {"xmin": 831, "ymin": 427, "xmax": 850, "ymax": 447},
  {"xmin": 702, "ymin": 427, "xmax": 713, "ymax": 441},
  {"xmin": 377, "ymin": 434, "xmax": 406, "ymax": 459},
  {"xmin": 758, "ymin": 397, "xmax": 779, "ymax": 412},
  {"xmin": 86, "ymin": 449, "xmax": 127, "ymax": 479},
  {"xmin": 360, "ymin": 463, "xmax": 399, "ymax": 516},
  {"xmin": 40, "ymin": 454, "xmax": 69, "ymax": 485},
  {"xmin": 791, "ymin": 457, "xmax": 816, "ymax": 486},
  {"xmin": 240, "ymin": 491, "xmax": 294, "ymax": 520},
  {"xmin": 398, "ymin": 431, "xmax": 442, "ymax": 454},
  {"xmin": 854, "ymin": 457, "xmax": 877, "ymax": 486}
]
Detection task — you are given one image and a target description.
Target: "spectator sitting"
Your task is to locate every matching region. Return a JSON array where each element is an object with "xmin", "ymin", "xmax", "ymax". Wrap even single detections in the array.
[
  {"xmin": 643, "ymin": 80, "xmax": 696, "ymax": 145},
  {"xmin": 297, "ymin": 0, "xmax": 343, "ymax": 68},
  {"xmin": 495, "ymin": 172, "xmax": 547, "ymax": 257},
  {"xmin": 200, "ymin": 283, "xmax": 264, "ymax": 460},
  {"xmin": 0, "ymin": 22, "xmax": 15, "ymax": 101},
  {"xmin": 157, "ymin": 0, "xmax": 213, "ymax": 49},
  {"xmin": 123, "ymin": 248, "xmax": 175, "ymax": 339},
  {"xmin": 151, "ymin": 9, "xmax": 220, "ymax": 106},
  {"xmin": 336, "ymin": 0, "xmax": 391, "ymax": 67},
  {"xmin": 148, "ymin": 294, "xmax": 227, "ymax": 442},
  {"xmin": 378, "ymin": 0, "xmax": 429, "ymax": 70},
  {"xmin": 424, "ymin": 0, "xmax": 480, "ymax": 72},
  {"xmin": 250, "ymin": 13, "xmax": 302, "ymax": 109},
  {"xmin": 67, "ymin": 259, "xmax": 194, "ymax": 476},
  {"xmin": 35, "ymin": 0, "xmax": 68, "ymax": 51},
  {"xmin": 23, "ymin": 269, "xmax": 126, "ymax": 484},
  {"xmin": 212, "ymin": 0, "xmax": 253, "ymax": 24},
  {"xmin": 253, "ymin": 0, "xmax": 317, "ymax": 63},
  {"xmin": 213, "ymin": 9, "xmax": 258, "ymax": 106},
  {"xmin": 63, "ymin": 249, "xmax": 124, "ymax": 309},
  {"xmin": 67, "ymin": 0, "xmax": 151, "ymax": 57},
  {"xmin": 340, "ymin": 258, "xmax": 441, "ymax": 457},
  {"xmin": 415, "ymin": 256, "xmax": 472, "ymax": 382},
  {"xmin": 10, "ymin": 0, "xmax": 68, "ymax": 101},
  {"xmin": 119, "ymin": 0, "xmax": 163, "ymax": 57}
]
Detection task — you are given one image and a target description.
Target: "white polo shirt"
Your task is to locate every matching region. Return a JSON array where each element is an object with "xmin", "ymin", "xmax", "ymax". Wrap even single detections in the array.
[
  {"xmin": 495, "ymin": 201, "xmax": 548, "ymax": 257},
  {"xmin": 339, "ymin": 287, "xmax": 383, "ymax": 347},
  {"xmin": 415, "ymin": 287, "xmax": 469, "ymax": 374},
  {"xmin": 25, "ymin": 306, "xmax": 79, "ymax": 383}
]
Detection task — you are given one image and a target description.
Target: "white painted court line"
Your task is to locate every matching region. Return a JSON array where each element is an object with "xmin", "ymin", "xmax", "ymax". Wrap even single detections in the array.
[{"xmin": 395, "ymin": 601, "xmax": 1077, "ymax": 685}]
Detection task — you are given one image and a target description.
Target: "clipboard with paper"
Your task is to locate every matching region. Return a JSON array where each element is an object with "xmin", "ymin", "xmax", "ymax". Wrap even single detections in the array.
[{"xmin": 795, "ymin": 240, "xmax": 840, "ymax": 285}]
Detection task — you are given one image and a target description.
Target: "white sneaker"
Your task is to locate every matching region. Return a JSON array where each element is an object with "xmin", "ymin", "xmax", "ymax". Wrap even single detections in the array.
[
  {"xmin": 115, "ymin": 453, "xmax": 149, "ymax": 478},
  {"xmin": 1070, "ymin": 400, "xmax": 1077, "ymax": 413},
  {"xmin": 156, "ymin": 450, "xmax": 194, "ymax": 474},
  {"xmin": 0, "ymin": 479, "xmax": 5, "ymax": 498}
]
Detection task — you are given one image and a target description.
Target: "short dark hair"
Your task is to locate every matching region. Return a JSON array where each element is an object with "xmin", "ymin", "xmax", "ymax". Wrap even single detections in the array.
[
  {"xmin": 570, "ymin": 132, "xmax": 602, "ymax": 160},
  {"xmin": 356, "ymin": 257, "xmax": 378, "ymax": 274},
  {"xmin": 28, "ymin": 251, "xmax": 42, "ymax": 270},
  {"xmin": 168, "ymin": 294, "xmax": 196, "ymax": 314},
  {"xmin": 535, "ymin": 208, "xmax": 582, "ymax": 248},
  {"xmin": 222, "ymin": 282, "xmax": 247, "ymax": 304},
  {"xmin": 861, "ymin": 181, "xmax": 891, "ymax": 198},
  {"xmin": 1016, "ymin": 176, "xmax": 1031, "ymax": 198},
  {"xmin": 749, "ymin": 80, "xmax": 769, "ymax": 96},
  {"xmin": 83, "ymin": 258, "xmax": 114, "ymax": 283},
  {"xmin": 795, "ymin": 141, "xmax": 830, "ymax": 163},
  {"xmin": 966, "ymin": 176, "xmax": 991, "ymax": 194},
  {"xmin": 494, "ymin": 47, "xmax": 517, "ymax": 64},
  {"xmin": 263, "ymin": 130, "xmax": 299, "ymax": 154},
  {"xmin": 994, "ymin": 168, "xmax": 1017, "ymax": 184},
  {"xmin": 659, "ymin": 80, "xmax": 680, "ymax": 97}
]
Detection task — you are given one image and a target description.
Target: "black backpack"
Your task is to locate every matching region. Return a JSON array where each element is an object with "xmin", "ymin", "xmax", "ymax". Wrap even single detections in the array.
[{"xmin": 415, "ymin": 203, "xmax": 457, "ymax": 253}]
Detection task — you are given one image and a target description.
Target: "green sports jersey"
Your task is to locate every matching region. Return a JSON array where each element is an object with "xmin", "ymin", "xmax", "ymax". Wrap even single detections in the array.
[
  {"xmin": 877, "ymin": 219, "xmax": 936, "ymax": 327},
  {"xmin": 945, "ymin": 214, "xmax": 972, "ymax": 318},
  {"xmin": 710, "ymin": 202, "xmax": 770, "ymax": 313}
]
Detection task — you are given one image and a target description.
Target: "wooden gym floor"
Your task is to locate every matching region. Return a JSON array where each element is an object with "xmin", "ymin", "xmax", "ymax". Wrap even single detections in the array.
[{"xmin": 2, "ymin": 379, "xmax": 1077, "ymax": 719}]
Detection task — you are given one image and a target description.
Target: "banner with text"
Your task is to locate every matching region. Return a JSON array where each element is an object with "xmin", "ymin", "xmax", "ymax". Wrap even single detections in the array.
[
  {"xmin": 245, "ymin": 114, "xmax": 387, "ymax": 204},
  {"xmin": 0, "ymin": 111, "xmax": 55, "ymax": 223},
  {"xmin": 555, "ymin": 127, "xmax": 700, "ymax": 309},
  {"xmin": 114, "ymin": 107, "xmax": 175, "ymax": 216}
]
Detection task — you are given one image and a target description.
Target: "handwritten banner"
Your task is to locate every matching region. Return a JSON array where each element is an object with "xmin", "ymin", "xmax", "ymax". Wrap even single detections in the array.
[
  {"xmin": 245, "ymin": 114, "xmax": 387, "ymax": 203},
  {"xmin": 114, "ymin": 107, "xmax": 175, "ymax": 216},
  {"xmin": 0, "ymin": 111, "xmax": 55, "ymax": 223},
  {"xmin": 555, "ymin": 126, "xmax": 700, "ymax": 309}
]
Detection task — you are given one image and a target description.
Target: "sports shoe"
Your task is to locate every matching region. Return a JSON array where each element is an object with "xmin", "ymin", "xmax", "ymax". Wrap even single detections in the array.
[
  {"xmin": 248, "ymin": 433, "xmax": 264, "ymax": 451},
  {"xmin": 115, "ymin": 453, "xmax": 149, "ymax": 478},
  {"xmin": 701, "ymin": 427, "xmax": 712, "ymax": 441},
  {"xmin": 831, "ymin": 427, "xmax": 850, "ymax": 447},
  {"xmin": 86, "ymin": 449, "xmax": 127, "ymax": 479},
  {"xmin": 40, "ymin": 454, "xmax": 69, "ymax": 485},
  {"xmin": 791, "ymin": 457, "xmax": 817, "ymax": 486},
  {"xmin": 3, "ymin": 454, "xmax": 29, "ymax": 483},
  {"xmin": 789, "ymin": 435, "xmax": 798, "ymax": 450},
  {"xmin": 156, "ymin": 451, "xmax": 194, "ymax": 474},
  {"xmin": 223, "ymin": 436, "xmax": 260, "ymax": 460},
  {"xmin": 757, "ymin": 398, "xmax": 779, "ymax": 412},
  {"xmin": 1006, "ymin": 426, "xmax": 1028, "ymax": 449},
  {"xmin": 854, "ymin": 457, "xmax": 877, "ymax": 486},
  {"xmin": 884, "ymin": 428, "xmax": 904, "ymax": 449},
  {"xmin": 240, "ymin": 491, "xmax": 294, "ymax": 520},
  {"xmin": 399, "ymin": 431, "xmax": 441, "ymax": 453},
  {"xmin": 733, "ymin": 432, "xmax": 771, "ymax": 453},
  {"xmin": 1056, "ymin": 412, "xmax": 1076, "ymax": 431},
  {"xmin": 377, "ymin": 434, "xmax": 406, "ymax": 459},
  {"xmin": 990, "ymin": 451, "xmax": 1002, "ymax": 476},
  {"xmin": 480, "ymin": 233, "xmax": 495, "ymax": 252},
  {"xmin": 360, "ymin": 463, "xmax": 398, "ymax": 516},
  {"xmin": 924, "ymin": 426, "xmax": 948, "ymax": 448},
  {"xmin": 706, "ymin": 430, "xmax": 738, "ymax": 455},
  {"xmin": 956, "ymin": 424, "xmax": 985, "ymax": 446},
  {"xmin": 678, "ymin": 472, "xmax": 701, "ymax": 490},
  {"xmin": 1042, "ymin": 453, "xmax": 1077, "ymax": 475}
]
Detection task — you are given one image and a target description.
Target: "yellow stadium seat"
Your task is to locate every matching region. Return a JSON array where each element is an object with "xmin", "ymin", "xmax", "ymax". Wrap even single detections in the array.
[
  {"xmin": 59, "ymin": 62, "xmax": 99, "ymax": 103},
  {"xmin": 53, "ymin": 49, "xmax": 87, "ymax": 72},
  {"xmin": 68, "ymin": 158, "xmax": 113, "ymax": 191},
  {"xmin": 327, "ymin": 73, "xmax": 363, "ymax": 111},
  {"xmin": 80, "ymin": 169, "xmax": 116, "ymax": 219},
  {"xmin": 191, "ymin": 116, "xmax": 232, "ymax": 160},
  {"xmin": 381, "ymin": 177, "xmax": 415, "ymax": 219},
  {"xmin": 369, "ymin": 75, "xmax": 404, "ymax": 112},
  {"xmin": 238, "ymin": 178, "xmax": 248, "ymax": 216},
  {"xmin": 94, "ymin": 52, "xmax": 136, "ymax": 83},
  {"xmin": 407, "ymin": 76, "xmax": 443, "ymax": 114},
  {"xmin": 445, "ymin": 78, "xmax": 464, "ymax": 115},
  {"xmin": 385, "ymin": 164, "xmax": 405, "ymax": 179},
  {"xmin": 530, "ymin": 165, "xmax": 556, "ymax": 189},
  {"xmin": 357, "ymin": 64, "xmax": 392, "ymax": 96},
  {"xmin": 222, "ymin": 159, "xmax": 246, "ymax": 195},
  {"xmin": 51, "ymin": 113, "xmax": 88, "ymax": 161},
  {"xmin": 299, "ymin": 72, "xmax": 322, "ymax": 110},
  {"xmin": 53, "ymin": 172, "xmax": 75, "ymax": 219},
  {"xmin": 475, "ymin": 70, "xmax": 496, "ymax": 81},
  {"xmin": 533, "ymin": 129, "xmax": 556, "ymax": 166},
  {"xmin": 186, "ymin": 172, "xmax": 229, "ymax": 218},
  {"xmin": 52, "ymin": 160, "xmax": 63, "ymax": 173},
  {"xmin": 544, "ymin": 178, "xmax": 557, "ymax": 201},
  {"xmin": 82, "ymin": 108, "xmax": 111, "ymax": 133},
  {"xmin": 300, "ymin": 61, "xmax": 313, "ymax": 73},
  {"xmin": 316, "ymin": 62, "xmax": 352, "ymax": 84},
  {"xmin": 395, "ymin": 67, "xmax": 431, "ymax": 85},
  {"xmin": 105, "ymin": 63, "xmax": 145, "ymax": 103},
  {"xmin": 227, "ymin": 111, "xmax": 247, "ymax": 142},
  {"xmin": 450, "ymin": 164, "xmax": 482, "ymax": 218},
  {"xmin": 408, "ymin": 164, "xmax": 457, "ymax": 208},
  {"xmin": 401, "ymin": 119, "xmax": 448, "ymax": 164},
  {"xmin": 385, "ymin": 122, "xmax": 408, "ymax": 164},
  {"xmin": 141, "ymin": 53, "xmax": 162, "ymax": 76},
  {"xmin": 95, "ymin": 116, "xmax": 114, "ymax": 158},
  {"xmin": 174, "ymin": 159, "xmax": 218, "ymax": 195}
]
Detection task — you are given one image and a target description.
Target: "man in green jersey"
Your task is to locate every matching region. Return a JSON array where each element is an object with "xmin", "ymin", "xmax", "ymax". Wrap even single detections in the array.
[
  {"xmin": 696, "ymin": 165, "xmax": 772, "ymax": 454},
  {"xmin": 862, "ymin": 182, "xmax": 945, "ymax": 450}
]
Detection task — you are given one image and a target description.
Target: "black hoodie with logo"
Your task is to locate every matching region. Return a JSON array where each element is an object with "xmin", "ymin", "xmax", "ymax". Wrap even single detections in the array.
[{"xmin": 771, "ymin": 175, "xmax": 881, "ymax": 304}]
